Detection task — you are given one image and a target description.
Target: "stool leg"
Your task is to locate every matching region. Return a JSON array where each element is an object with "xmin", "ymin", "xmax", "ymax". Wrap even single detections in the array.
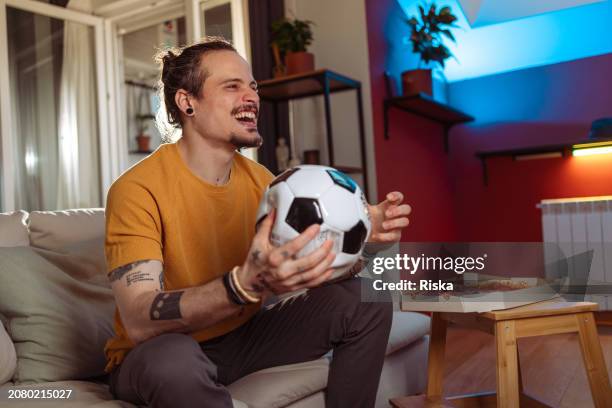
[
  {"xmin": 426, "ymin": 312, "xmax": 447, "ymax": 399},
  {"xmin": 576, "ymin": 312, "xmax": 612, "ymax": 408},
  {"xmin": 495, "ymin": 320, "xmax": 520, "ymax": 408}
]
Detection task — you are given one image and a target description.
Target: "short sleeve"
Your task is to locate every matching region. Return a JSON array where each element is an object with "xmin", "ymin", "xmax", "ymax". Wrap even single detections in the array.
[{"xmin": 105, "ymin": 180, "xmax": 163, "ymax": 273}]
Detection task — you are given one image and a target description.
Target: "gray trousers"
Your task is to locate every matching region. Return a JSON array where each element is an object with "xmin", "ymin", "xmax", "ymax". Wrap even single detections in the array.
[{"xmin": 109, "ymin": 277, "xmax": 392, "ymax": 408}]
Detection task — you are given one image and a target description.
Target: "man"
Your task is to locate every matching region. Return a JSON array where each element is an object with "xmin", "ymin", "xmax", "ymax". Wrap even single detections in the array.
[{"xmin": 105, "ymin": 37, "xmax": 412, "ymax": 408}]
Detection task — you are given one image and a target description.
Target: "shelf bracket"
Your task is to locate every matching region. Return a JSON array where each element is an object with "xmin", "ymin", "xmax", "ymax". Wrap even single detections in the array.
[{"xmin": 383, "ymin": 104, "xmax": 465, "ymax": 153}]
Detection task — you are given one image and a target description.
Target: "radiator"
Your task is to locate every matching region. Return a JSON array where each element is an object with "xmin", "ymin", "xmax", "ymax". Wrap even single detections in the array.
[{"xmin": 540, "ymin": 196, "xmax": 612, "ymax": 310}]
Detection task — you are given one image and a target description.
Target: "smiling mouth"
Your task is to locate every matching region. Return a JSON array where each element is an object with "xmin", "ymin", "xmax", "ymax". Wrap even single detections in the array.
[{"xmin": 233, "ymin": 108, "xmax": 258, "ymax": 128}]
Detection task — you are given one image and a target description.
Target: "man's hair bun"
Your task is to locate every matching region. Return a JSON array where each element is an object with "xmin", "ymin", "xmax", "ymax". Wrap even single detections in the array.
[{"xmin": 154, "ymin": 37, "xmax": 236, "ymax": 133}]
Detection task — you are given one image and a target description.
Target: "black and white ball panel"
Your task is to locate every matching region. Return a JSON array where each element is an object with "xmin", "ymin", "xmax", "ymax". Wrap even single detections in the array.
[{"xmin": 286, "ymin": 197, "xmax": 324, "ymax": 233}]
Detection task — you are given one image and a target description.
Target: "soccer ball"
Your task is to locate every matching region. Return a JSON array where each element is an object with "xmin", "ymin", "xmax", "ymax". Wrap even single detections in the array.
[{"xmin": 256, "ymin": 165, "xmax": 371, "ymax": 280}]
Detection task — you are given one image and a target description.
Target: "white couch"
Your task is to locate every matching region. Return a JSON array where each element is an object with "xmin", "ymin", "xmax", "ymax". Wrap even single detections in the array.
[{"xmin": 0, "ymin": 209, "xmax": 429, "ymax": 407}]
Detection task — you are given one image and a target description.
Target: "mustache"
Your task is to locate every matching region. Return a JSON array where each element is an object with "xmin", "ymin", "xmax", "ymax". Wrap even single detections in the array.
[{"xmin": 231, "ymin": 104, "xmax": 258, "ymax": 116}]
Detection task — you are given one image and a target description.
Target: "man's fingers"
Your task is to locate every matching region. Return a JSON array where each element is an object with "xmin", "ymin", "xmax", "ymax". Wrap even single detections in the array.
[
  {"xmin": 285, "ymin": 251, "xmax": 336, "ymax": 289},
  {"xmin": 256, "ymin": 208, "xmax": 276, "ymax": 239},
  {"xmin": 278, "ymin": 240, "xmax": 334, "ymax": 280},
  {"xmin": 303, "ymin": 267, "xmax": 336, "ymax": 289},
  {"xmin": 386, "ymin": 191, "xmax": 404, "ymax": 204},
  {"xmin": 269, "ymin": 223, "xmax": 320, "ymax": 266},
  {"xmin": 385, "ymin": 203, "xmax": 411, "ymax": 218},
  {"xmin": 371, "ymin": 231, "xmax": 402, "ymax": 242},
  {"xmin": 382, "ymin": 217, "xmax": 410, "ymax": 231}
]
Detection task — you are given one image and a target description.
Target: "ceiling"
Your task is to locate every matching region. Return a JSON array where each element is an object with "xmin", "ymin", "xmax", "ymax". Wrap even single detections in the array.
[
  {"xmin": 395, "ymin": 0, "xmax": 612, "ymax": 82},
  {"xmin": 456, "ymin": 0, "xmax": 606, "ymax": 27}
]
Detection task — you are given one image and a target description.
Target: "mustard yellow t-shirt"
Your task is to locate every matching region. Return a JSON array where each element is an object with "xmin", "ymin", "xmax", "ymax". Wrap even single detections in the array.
[{"xmin": 104, "ymin": 142, "xmax": 274, "ymax": 372}]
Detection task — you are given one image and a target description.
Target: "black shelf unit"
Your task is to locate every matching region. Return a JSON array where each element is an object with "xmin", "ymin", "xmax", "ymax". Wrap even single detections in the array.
[
  {"xmin": 475, "ymin": 138, "xmax": 612, "ymax": 185},
  {"xmin": 258, "ymin": 69, "xmax": 369, "ymax": 199},
  {"xmin": 383, "ymin": 92, "xmax": 474, "ymax": 152}
]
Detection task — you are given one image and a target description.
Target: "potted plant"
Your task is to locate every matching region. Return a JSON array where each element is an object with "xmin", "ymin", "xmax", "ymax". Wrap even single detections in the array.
[
  {"xmin": 402, "ymin": 3, "xmax": 458, "ymax": 99},
  {"xmin": 271, "ymin": 17, "xmax": 315, "ymax": 76}
]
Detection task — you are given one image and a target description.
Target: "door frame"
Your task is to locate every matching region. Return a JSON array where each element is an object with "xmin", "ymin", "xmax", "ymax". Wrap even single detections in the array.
[
  {"xmin": 0, "ymin": 0, "xmax": 253, "ymax": 212},
  {"xmin": 0, "ymin": 0, "xmax": 114, "ymax": 211}
]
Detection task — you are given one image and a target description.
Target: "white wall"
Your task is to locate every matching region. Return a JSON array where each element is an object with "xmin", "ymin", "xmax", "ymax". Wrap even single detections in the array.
[{"xmin": 285, "ymin": 0, "xmax": 377, "ymax": 200}]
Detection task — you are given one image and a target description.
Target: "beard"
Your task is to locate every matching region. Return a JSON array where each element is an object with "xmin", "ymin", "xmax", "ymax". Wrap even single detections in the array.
[{"xmin": 230, "ymin": 130, "xmax": 263, "ymax": 149}]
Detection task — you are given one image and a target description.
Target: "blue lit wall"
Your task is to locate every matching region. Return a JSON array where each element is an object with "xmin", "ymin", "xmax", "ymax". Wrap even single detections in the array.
[{"xmin": 392, "ymin": 0, "xmax": 612, "ymax": 82}]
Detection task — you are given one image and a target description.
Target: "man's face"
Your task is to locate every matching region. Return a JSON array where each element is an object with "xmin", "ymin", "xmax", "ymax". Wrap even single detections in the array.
[{"xmin": 191, "ymin": 50, "xmax": 261, "ymax": 149}]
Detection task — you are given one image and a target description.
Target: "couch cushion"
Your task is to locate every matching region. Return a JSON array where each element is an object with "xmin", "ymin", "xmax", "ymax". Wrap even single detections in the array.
[
  {"xmin": 386, "ymin": 311, "xmax": 430, "ymax": 356},
  {"xmin": 227, "ymin": 358, "xmax": 330, "ymax": 408},
  {"xmin": 0, "ymin": 247, "xmax": 114, "ymax": 383},
  {"xmin": 0, "ymin": 322, "xmax": 17, "ymax": 384},
  {"xmin": 28, "ymin": 209, "xmax": 107, "ymax": 286},
  {"xmin": 0, "ymin": 211, "xmax": 29, "ymax": 247},
  {"xmin": 28, "ymin": 209, "xmax": 105, "ymax": 249},
  {"xmin": 0, "ymin": 381, "xmax": 248, "ymax": 408}
]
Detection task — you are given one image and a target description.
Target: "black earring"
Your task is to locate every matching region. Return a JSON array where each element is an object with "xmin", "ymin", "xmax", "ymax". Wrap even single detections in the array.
[{"xmin": 186, "ymin": 107, "xmax": 194, "ymax": 115}]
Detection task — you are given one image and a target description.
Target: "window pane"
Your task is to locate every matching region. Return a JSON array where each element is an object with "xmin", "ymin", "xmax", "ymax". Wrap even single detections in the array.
[
  {"xmin": 203, "ymin": 3, "xmax": 232, "ymax": 42},
  {"xmin": 6, "ymin": 7, "xmax": 100, "ymax": 211}
]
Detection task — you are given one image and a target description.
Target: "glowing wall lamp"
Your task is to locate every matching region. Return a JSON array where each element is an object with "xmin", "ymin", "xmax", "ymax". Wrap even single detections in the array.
[
  {"xmin": 573, "ymin": 118, "xmax": 612, "ymax": 157},
  {"xmin": 572, "ymin": 141, "xmax": 612, "ymax": 157}
]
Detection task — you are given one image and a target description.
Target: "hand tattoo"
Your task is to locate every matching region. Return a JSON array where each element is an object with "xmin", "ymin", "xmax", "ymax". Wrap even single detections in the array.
[{"xmin": 251, "ymin": 249, "xmax": 261, "ymax": 264}]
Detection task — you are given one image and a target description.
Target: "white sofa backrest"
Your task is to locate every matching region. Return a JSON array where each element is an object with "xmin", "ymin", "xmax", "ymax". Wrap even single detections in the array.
[
  {"xmin": 0, "ymin": 211, "xmax": 29, "ymax": 247},
  {"xmin": 28, "ymin": 208, "xmax": 105, "ymax": 250}
]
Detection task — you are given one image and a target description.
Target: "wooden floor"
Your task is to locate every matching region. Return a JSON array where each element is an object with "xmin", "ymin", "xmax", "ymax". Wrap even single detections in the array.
[{"xmin": 441, "ymin": 324, "xmax": 612, "ymax": 407}]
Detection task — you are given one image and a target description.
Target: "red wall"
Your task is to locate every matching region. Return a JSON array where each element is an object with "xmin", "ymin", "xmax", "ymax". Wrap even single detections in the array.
[
  {"xmin": 448, "ymin": 55, "xmax": 612, "ymax": 241},
  {"xmin": 365, "ymin": 0, "xmax": 612, "ymax": 242},
  {"xmin": 366, "ymin": 0, "xmax": 458, "ymax": 242}
]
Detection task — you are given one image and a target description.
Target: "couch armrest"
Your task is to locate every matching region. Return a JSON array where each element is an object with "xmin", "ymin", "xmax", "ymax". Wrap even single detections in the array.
[
  {"xmin": 0, "ymin": 322, "xmax": 17, "ymax": 384},
  {"xmin": 386, "ymin": 311, "xmax": 430, "ymax": 356}
]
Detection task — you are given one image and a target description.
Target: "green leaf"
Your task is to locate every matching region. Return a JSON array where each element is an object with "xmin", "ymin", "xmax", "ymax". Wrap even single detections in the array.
[
  {"xmin": 439, "ymin": 6, "xmax": 451, "ymax": 15},
  {"xmin": 440, "ymin": 29, "xmax": 455, "ymax": 42}
]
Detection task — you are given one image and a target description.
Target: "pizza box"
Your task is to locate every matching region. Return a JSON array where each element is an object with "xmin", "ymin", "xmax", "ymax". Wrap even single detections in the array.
[{"xmin": 400, "ymin": 275, "xmax": 560, "ymax": 314}]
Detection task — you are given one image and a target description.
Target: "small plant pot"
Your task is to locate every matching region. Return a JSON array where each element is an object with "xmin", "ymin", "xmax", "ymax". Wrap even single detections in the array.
[
  {"xmin": 401, "ymin": 68, "xmax": 447, "ymax": 103},
  {"xmin": 401, "ymin": 69, "xmax": 433, "ymax": 96},
  {"xmin": 303, "ymin": 149, "xmax": 320, "ymax": 164},
  {"xmin": 285, "ymin": 51, "xmax": 315, "ymax": 75},
  {"xmin": 136, "ymin": 134, "xmax": 151, "ymax": 152}
]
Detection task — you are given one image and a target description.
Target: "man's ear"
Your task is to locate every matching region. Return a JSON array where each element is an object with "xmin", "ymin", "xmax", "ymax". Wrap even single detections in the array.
[{"xmin": 175, "ymin": 89, "xmax": 192, "ymax": 114}]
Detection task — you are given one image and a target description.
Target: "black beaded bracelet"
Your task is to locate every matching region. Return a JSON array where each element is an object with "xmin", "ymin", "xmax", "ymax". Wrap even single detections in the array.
[{"xmin": 222, "ymin": 270, "xmax": 248, "ymax": 306}]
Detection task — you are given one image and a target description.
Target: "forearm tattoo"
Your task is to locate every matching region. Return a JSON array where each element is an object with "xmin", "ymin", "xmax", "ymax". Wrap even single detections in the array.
[
  {"xmin": 108, "ymin": 260, "xmax": 149, "ymax": 283},
  {"xmin": 126, "ymin": 270, "xmax": 155, "ymax": 286},
  {"xmin": 149, "ymin": 291, "xmax": 184, "ymax": 320}
]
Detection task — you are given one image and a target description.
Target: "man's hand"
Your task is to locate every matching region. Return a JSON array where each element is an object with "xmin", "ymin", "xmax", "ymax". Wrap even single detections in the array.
[
  {"xmin": 237, "ymin": 209, "xmax": 336, "ymax": 299},
  {"xmin": 367, "ymin": 192, "xmax": 411, "ymax": 243}
]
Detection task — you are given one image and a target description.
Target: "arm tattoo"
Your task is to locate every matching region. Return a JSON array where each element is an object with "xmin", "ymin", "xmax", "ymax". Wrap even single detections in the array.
[
  {"xmin": 149, "ymin": 291, "xmax": 184, "ymax": 320},
  {"xmin": 126, "ymin": 270, "xmax": 155, "ymax": 286},
  {"xmin": 108, "ymin": 260, "xmax": 149, "ymax": 283},
  {"xmin": 159, "ymin": 270, "xmax": 165, "ymax": 291}
]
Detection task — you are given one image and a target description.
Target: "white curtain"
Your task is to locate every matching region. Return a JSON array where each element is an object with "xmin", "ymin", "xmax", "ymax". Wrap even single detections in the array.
[{"xmin": 56, "ymin": 21, "xmax": 100, "ymax": 209}]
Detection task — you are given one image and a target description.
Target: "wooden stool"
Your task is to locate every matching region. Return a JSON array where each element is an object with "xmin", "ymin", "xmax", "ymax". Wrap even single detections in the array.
[{"xmin": 390, "ymin": 298, "xmax": 612, "ymax": 408}]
